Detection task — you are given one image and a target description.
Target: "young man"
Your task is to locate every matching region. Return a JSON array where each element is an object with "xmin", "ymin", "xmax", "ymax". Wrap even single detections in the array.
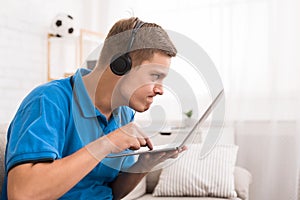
[{"xmin": 2, "ymin": 17, "xmax": 184, "ymax": 200}]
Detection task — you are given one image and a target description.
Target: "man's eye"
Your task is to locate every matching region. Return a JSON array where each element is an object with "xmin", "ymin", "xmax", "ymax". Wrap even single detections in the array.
[{"xmin": 151, "ymin": 74, "xmax": 160, "ymax": 81}]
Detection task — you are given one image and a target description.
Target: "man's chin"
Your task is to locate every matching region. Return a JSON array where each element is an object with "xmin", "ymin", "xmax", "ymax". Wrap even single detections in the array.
[
  {"xmin": 132, "ymin": 104, "xmax": 151, "ymax": 112},
  {"xmin": 143, "ymin": 106, "xmax": 150, "ymax": 111}
]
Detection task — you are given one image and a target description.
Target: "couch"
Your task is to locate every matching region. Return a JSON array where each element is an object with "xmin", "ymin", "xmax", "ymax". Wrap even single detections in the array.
[
  {"xmin": 0, "ymin": 124, "xmax": 7, "ymax": 195},
  {"xmin": 0, "ymin": 124, "xmax": 252, "ymax": 199},
  {"xmin": 122, "ymin": 165, "xmax": 252, "ymax": 200}
]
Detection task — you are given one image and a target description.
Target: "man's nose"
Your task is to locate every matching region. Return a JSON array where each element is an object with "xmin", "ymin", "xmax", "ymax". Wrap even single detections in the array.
[{"xmin": 153, "ymin": 84, "xmax": 164, "ymax": 95}]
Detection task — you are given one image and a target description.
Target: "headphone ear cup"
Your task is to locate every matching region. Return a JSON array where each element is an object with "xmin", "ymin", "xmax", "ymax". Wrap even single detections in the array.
[{"xmin": 110, "ymin": 54, "xmax": 132, "ymax": 76}]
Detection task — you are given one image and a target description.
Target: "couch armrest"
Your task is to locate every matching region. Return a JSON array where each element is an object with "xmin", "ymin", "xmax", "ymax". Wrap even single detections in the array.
[
  {"xmin": 0, "ymin": 123, "xmax": 8, "ymax": 195},
  {"xmin": 234, "ymin": 166, "xmax": 252, "ymax": 200}
]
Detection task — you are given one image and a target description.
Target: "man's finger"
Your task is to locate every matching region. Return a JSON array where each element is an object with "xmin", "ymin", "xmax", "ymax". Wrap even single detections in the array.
[
  {"xmin": 132, "ymin": 123, "xmax": 153, "ymax": 150},
  {"xmin": 145, "ymin": 137, "xmax": 153, "ymax": 150}
]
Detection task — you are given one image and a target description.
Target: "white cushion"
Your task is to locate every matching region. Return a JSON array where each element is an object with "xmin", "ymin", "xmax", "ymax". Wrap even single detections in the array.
[
  {"xmin": 137, "ymin": 194, "xmax": 241, "ymax": 200},
  {"xmin": 153, "ymin": 144, "xmax": 238, "ymax": 198}
]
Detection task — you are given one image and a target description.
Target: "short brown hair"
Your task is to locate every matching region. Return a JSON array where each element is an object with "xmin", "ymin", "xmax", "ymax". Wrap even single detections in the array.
[{"xmin": 98, "ymin": 17, "xmax": 177, "ymax": 68}]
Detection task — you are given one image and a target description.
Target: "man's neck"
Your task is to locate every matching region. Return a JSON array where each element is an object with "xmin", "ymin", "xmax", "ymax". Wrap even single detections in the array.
[{"xmin": 82, "ymin": 67, "xmax": 119, "ymax": 120}]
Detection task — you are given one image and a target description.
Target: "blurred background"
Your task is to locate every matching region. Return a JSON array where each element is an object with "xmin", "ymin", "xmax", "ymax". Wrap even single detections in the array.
[{"xmin": 0, "ymin": 0, "xmax": 299, "ymax": 199}]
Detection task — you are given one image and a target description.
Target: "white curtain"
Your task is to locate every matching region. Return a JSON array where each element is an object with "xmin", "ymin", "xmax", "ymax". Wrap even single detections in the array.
[
  {"xmin": 201, "ymin": 1, "xmax": 300, "ymax": 198},
  {"xmin": 215, "ymin": 1, "xmax": 300, "ymax": 199}
]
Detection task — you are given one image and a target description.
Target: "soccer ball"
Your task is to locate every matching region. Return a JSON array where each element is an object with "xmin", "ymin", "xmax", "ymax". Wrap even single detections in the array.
[{"xmin": 50, "ymin": 13, "xmax": 76, "ymax": 37}]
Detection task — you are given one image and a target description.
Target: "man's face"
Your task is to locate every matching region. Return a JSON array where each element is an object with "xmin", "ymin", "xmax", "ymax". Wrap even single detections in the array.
[{"xmin": 118, "ymin": 52, "xmax": 171, "ymax": 112}]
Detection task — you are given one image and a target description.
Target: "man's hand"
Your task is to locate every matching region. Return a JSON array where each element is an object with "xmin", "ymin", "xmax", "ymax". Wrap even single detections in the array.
[
  {"xmin": 85, "ymin": 122, "xmax": 153, "ymax": 161},
  {"xmin": 105, "ymin": 122, "xmax": 153, "ymax": 153},
  {"xmin": 129, "ymin": 146, "xmax": 188, "ymax": 173}
]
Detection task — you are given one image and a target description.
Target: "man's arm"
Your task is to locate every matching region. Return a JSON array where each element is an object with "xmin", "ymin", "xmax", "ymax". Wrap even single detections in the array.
[
  {"xmin": 7, "ymin": 122, "xmax": 151, "ymax": 200},
  {"xmin": 7, "ymin": 141, "xmax": 109, "ymax": 200}
]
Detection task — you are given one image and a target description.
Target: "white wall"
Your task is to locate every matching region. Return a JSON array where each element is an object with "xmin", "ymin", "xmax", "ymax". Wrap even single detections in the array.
[{"xmin": 0, "ymin": 0, "xmax": 109, "ymax": 123}]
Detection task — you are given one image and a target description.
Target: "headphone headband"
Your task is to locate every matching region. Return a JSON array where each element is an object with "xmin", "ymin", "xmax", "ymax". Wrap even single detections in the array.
[{"xmin": 127, "ymin": 19, "xmax": 145, "ymax": 52}]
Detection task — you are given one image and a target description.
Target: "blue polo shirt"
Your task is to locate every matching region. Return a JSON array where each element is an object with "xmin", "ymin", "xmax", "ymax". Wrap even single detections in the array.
[{"xmin": 2, "ymin": 69, "xmax": 135, "ymax": 199}]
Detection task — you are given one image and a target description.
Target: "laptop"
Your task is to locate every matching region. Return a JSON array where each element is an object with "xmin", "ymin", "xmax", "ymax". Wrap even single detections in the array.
[{"xmin": 106, "ymin": 89, "xmax": 224, "ymax": 158}]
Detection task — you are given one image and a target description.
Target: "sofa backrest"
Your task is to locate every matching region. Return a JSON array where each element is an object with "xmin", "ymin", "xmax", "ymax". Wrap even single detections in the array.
[{"xmin": 0, "ymin": 124, "xmax": 8, "ymax": 195}]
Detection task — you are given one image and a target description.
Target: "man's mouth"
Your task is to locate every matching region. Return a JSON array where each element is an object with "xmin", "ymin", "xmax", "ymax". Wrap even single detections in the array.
[{"xmin": 147, "ymin": 96, "xmax": 154, "ymax": 104}]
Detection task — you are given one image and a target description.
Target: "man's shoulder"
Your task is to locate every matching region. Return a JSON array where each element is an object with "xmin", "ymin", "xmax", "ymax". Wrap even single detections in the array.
[
  {"xmin": 38, "ymin": 78, "xmax": 72, "ymax": 95},
  {"xmin": 21, "ymin": 78, "xmax": 72, "ymax": 109}
]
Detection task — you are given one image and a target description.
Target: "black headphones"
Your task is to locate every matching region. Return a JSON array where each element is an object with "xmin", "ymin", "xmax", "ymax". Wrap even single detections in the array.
[{"xmin": 110, "ymin": 19, "xmax": 145, "ymax": 76}]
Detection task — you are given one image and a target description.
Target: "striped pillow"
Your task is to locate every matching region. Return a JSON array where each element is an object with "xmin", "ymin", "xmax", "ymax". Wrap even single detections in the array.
[{"xmin": 153, "ymin": 144, "xmax": 238, "ymax": 198}]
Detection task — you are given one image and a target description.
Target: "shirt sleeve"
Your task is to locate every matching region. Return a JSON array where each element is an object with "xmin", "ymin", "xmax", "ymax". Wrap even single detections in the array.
[{"xmin": 6, "ymin": 95, "xmax": 66, "ymax": 171}]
